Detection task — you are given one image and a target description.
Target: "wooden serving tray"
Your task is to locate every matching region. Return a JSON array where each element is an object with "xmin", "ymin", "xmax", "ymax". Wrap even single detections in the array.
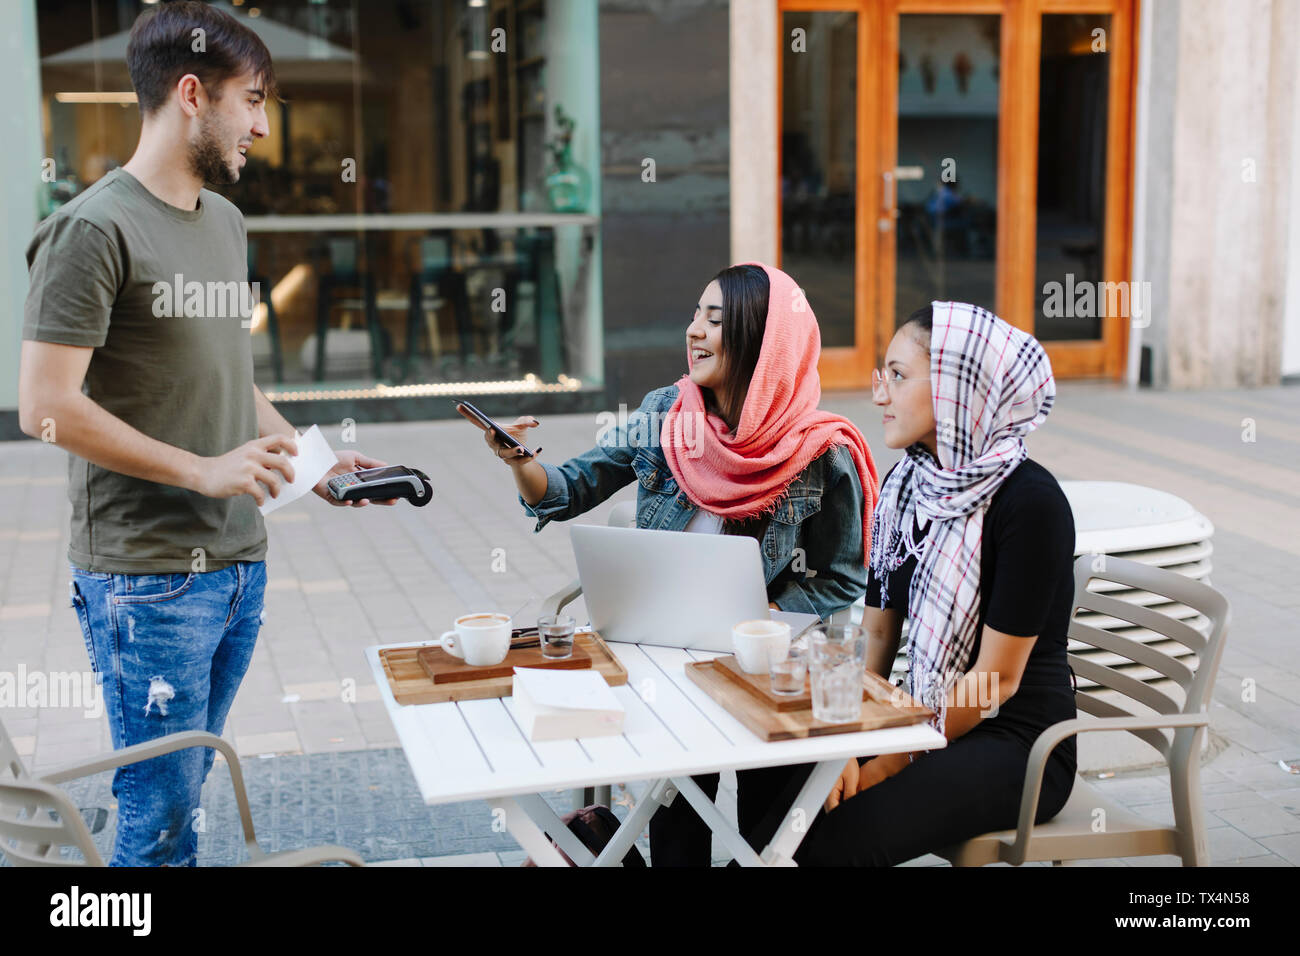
[
  {"xmin": 711, "ymin": 653, "xmax": 871, "ymax": 712},
  {"xmin": 685, "ymin": 659, "xmax": 933, "ymax": 741},
  {"xmin": 417, "ymin": 642, "xmax": 592, "ymax": 684},
  {"xmin": 380, "ymin": 632, "xmax": 627, "ymax": 705}
]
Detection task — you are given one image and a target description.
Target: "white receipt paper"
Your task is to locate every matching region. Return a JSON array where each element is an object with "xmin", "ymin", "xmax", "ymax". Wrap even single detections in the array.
[{"xmin": 257, "ymin": 424, "xmax": 338, "ymax": 516}]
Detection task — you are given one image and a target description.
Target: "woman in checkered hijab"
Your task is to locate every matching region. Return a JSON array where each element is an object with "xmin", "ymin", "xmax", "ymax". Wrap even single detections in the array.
[
  {"xmin": 754, "ymin": 302, "xmax": 1080, "ymax": 866},
  {"xmin": 868, "ymin": 301, "xmax": 1058, "ymax": 733}
]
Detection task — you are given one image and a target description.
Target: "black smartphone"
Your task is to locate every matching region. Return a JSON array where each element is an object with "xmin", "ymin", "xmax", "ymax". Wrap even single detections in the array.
[{"xmin": 455, "ymin": 400, "xmax": 539, "ymax": 458}]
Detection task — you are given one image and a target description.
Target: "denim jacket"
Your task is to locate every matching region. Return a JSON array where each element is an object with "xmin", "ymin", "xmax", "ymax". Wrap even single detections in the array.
[{"xmin": 520, "ymin": 385, "xmax": 868, "ymax": 619}]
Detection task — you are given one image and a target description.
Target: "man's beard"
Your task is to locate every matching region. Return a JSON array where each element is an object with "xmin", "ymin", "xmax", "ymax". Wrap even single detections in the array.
[{"xmin": 188, "ymin": 113, "xmax": 238, "ymax": 186}]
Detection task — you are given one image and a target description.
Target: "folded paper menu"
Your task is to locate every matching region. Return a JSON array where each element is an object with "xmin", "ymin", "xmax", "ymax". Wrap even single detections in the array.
[{"xmin": 512, "ymin": 667, "xmax": 625, "ymax": 741}]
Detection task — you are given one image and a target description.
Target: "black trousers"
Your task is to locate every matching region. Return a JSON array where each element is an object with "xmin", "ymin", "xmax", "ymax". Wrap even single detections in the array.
[{"xmin": 649, "ymin": 689, "xmax": 1077, "ymax": 867}]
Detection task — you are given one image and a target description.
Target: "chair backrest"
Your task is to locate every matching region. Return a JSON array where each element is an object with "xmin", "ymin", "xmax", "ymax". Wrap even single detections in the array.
[
  {"xmin": 1066, "ymin": 554, "xmax": 1230, "ymax": 760},
  {"xmin": 327, "ymin": 237, "xmax": 360, "ymax": 280},
  {"xmin": 417, "ymin": 234, "xmax": 452, "ymax": 274},
  {"xmin": 608, "ymin": 500, "xmax": 636, "ymax": 529},
  {"xmin": 0, "ymin": 717, "xmax": 102, "ymax": 866}
]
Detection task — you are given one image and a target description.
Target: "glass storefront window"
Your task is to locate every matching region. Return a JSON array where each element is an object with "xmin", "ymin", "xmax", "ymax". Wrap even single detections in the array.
[
  {"xmin": 35, "ymin": 0, "xmax": 602, "ymax": 402},
  {"xmin": 1034, "ymin": 12, "xmax": 1111, "ymax": 342}
]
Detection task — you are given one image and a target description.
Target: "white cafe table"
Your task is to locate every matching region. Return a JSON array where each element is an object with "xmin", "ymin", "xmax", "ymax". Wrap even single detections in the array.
[{"xmin": 365, "ymin": 637, "xmax": 946, "ymax": 867}]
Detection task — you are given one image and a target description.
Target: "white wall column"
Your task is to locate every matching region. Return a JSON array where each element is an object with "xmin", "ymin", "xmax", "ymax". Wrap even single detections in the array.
[
  {"xmin": 730, "ymin": 0, "xmax": 778, "ymax": 266},
  {"xmin": 1159, "ymin": 0, "xmax": 1298, "ymax": 388},
  {"xmin": 1282, "ymin": 14, "xmax": 1300, "ymax": 380}
]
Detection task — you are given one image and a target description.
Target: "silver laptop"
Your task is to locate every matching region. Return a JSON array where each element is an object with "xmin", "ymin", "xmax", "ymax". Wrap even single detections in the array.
[{"xmin": 569, "ymin": 525, "xmax": 820, "ymax": 651}]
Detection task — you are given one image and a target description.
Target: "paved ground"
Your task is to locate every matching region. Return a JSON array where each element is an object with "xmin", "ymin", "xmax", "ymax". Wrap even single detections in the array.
[{"xmin": 1, "ymin": 381, "xmax": 1297, "ymax": 866}]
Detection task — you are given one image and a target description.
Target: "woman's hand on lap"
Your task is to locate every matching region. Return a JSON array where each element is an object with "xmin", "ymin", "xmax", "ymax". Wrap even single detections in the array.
[
  {"xmin": 855, "ymin": 752, "xmax": 911, "ymax": 795},
  {"xmin": 824, "ymin": 758, "xmax": 860, "ymax": 813}
]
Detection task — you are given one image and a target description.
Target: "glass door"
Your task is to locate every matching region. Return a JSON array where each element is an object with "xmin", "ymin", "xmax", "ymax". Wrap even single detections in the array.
[
  {"xmin": 871, "ymin": 0, "xmax": 1137, "ymax": 379},
  {"xmin": 1030, "ymin": 4, "xmax": 1136, "ymax": 379},
  {"xmin": 883, "ymin": 10, "xmax": 1003, "ymax": 348},
  {"xmin": 779, "ymin": 1, "xmax": 1138, "ymax": 385}
]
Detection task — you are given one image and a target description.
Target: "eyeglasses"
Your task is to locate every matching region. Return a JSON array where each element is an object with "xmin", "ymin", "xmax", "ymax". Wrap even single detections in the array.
[{"xmin": 872, "ymin": 367, "xmax": 930, "ymax": 396}]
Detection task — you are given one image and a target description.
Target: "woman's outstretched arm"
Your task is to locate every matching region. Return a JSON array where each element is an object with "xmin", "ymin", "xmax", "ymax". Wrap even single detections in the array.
[{"xmin": 475, "ymin": 387, "xmax": 676, "ymax": 532}]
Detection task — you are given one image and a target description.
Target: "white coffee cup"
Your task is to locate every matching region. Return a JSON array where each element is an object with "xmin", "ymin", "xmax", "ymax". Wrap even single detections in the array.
[
  {"xmin": 440, "ymin": 612, "xmax": 512, "ymax": 667},
  {"xmin": 731, "ymin": 619, "xmax": 792, "ymax": 675}
]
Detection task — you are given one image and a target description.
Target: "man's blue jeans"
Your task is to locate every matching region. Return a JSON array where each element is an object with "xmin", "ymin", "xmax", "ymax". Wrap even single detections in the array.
[{"xmin": 68, "ymin": 560, "xmax": 267, "ymax": 867}]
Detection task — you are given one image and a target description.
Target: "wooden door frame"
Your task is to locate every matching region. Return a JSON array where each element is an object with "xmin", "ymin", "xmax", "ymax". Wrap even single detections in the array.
[
  {"xmin": 777, "ymin": 0, "xmax": 881, "ymax": 387},
  {"xmin": 775, "ymin": 0, "xmax": 1139, "ymax": 386}
]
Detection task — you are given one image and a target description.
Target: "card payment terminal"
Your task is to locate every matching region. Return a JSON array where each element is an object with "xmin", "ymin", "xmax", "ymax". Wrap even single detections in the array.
[{"xmin": 326, "ymin": 465, "xmax": 432, "ymax": 506}]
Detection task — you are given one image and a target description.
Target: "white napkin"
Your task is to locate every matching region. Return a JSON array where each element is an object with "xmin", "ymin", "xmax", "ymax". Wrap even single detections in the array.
[
  {"xmin": 258, "ymin": 424, "xmax": 338, "ymax": 516},
  {"xmin": 511, "ymin": 667, "xmax": 621, "ymax": 711}
]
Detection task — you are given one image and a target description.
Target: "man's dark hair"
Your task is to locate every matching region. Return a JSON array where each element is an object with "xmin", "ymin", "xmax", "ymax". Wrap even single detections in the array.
[
  {"xmin": 127, "ymin": 1, "xmax": 278, "ymax": 115},
  {"xmin": 710, "ymin": 264, "xmax": 770, "ymax": 428}
]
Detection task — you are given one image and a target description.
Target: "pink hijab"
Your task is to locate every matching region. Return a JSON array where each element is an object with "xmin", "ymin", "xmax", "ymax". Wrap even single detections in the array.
[{"xmin": 661, "ymin": 261, "xmax": 879, "ymax": 565}]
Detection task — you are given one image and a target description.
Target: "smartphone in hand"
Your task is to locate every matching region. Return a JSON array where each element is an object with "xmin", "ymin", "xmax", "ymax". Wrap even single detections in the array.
[{"xmin": 454, "ymin": 400, "xmax": 540, "ymax": 458}]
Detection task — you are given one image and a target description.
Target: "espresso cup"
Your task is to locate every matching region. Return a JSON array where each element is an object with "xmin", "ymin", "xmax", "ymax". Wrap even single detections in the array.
[
  {"xmin": 731, "ymin": 619, "xmax": 792, "ymax": 675},
  {"xmin": 440, "ymin": 612, "xmax": 511, "ymax": 667}
]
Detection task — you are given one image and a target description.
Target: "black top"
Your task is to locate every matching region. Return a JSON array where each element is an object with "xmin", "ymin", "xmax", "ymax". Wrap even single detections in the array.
[{"xmin": 867, "ymin": 458, "xmax": 1078, "ymax": 746}]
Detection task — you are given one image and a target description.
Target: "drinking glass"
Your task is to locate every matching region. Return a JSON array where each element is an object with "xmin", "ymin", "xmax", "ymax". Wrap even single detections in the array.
[
  {"xmin": 809, "ymin": 624, "xmax": 867, "ymax": 723},
  {"xmin": 769, "ymin": 644, "xmax": 808, "ymax": 696},
  {"xmin": 537, "ymin": 614, "xmax": 577, "ymax": 660}
]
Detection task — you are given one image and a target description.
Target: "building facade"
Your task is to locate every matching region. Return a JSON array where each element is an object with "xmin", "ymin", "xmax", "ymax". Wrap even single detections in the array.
[{"xmin": 1, "ymin": 0, "xmax": 1296, "ymax": 440}]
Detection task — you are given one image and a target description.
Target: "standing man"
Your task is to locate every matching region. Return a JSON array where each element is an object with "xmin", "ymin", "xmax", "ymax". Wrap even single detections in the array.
[{"xmin": 19, "ymin": 1, "xmax": 390, "ymax": 866}]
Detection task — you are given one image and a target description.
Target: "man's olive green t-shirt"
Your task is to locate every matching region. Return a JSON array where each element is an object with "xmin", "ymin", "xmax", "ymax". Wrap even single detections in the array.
[{"xmin": 22, "ymin": 167, "xmax": 265, "ymax": 573}]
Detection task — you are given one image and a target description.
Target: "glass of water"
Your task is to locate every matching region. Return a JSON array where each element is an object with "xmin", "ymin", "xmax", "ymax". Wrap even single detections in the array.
[
  {"xmin": 769, "ymin": 644, "xmax": 808, "ymax": 696},
  {"xmin": 809, "ymin": 624, "xmax": 867, "ymax": 723},
  {"xmin": 537, "ymin": 614, "xmax": 577, "ymax": 660}
]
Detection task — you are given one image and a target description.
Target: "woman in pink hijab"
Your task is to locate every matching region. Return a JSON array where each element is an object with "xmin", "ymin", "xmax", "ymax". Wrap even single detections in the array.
[{"xmin": 480, "ymin": 261, "xmax": 880, "ymax": 865}]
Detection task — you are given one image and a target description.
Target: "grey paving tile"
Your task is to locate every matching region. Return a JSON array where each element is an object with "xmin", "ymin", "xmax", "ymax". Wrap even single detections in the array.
[
  {"xmin": 1257, "ymin": 833, "xmax": 1300, "ymax": 865},
  {"xmin": 1216, "ymin": 853, "xmax": 1291, "ymax": 866},
  {"xmin": 1201, "ymin": 790, "xmax": 1273, "ymax": 811},
  {"xmin": 1257, "ymin": 787, "xmax": 1300, "ymax": 814},
  {"xmin": 420, "ymin": 852, "xmax": 502, "ymax": 867},
  {"xmin": 1220, "ymin": 762, "xmax": 1300, "ymax": 790},
  {"xmin": 1206, "ymin": 825, "xmax": 1273, "ymax": 863},
  {"xmin": 1211, "ymin": 803, "xmax": 1300, "ymax": 839}
]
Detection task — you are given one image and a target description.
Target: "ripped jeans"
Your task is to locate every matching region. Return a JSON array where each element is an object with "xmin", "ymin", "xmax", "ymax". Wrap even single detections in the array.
[{"xmin": 68, "ymin": 560, "xmax": 267, "ymax": 867}]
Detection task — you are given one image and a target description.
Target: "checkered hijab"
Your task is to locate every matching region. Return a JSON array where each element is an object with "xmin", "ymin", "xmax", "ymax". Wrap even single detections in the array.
[{"xmin": 868, "ymin": 302, "xmax": 1055, "ymax": 734}]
